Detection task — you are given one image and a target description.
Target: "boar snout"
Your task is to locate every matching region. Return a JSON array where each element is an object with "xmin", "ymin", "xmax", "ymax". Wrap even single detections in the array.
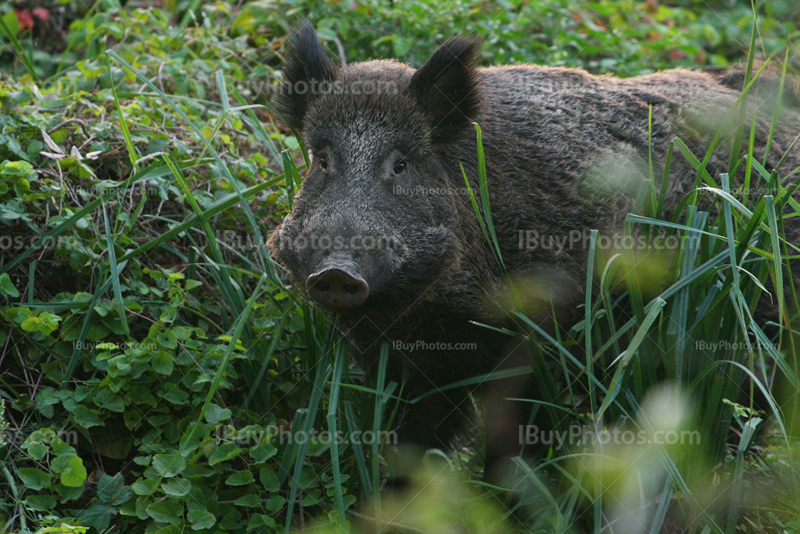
[{"xmin": 306, "ymin": 258, "xmax": 369, "ymax": 309}]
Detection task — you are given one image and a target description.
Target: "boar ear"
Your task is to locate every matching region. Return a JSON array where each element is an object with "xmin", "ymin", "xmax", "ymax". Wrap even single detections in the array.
[
  {"xmin": 410, "ymin": 37, "xmax": 481, "ymax": 144},
  {"xmin": 277, "ymin": 22, "xmax": 336, "ymax": 131}
]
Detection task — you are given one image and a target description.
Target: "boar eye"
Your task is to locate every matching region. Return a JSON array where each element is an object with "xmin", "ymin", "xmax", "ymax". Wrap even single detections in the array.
[
  {"xmin": 392, "ymin": 161, "xmax": 407, "ymax": 175},
  {"xmin": 319, "ymin": 156, "xmax": 329, "ymax": 171}
]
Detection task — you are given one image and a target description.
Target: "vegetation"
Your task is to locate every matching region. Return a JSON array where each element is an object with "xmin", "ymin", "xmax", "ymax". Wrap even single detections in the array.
[{"xmin": 0, "ymin": 0, "xmax": 798, "ymax": 533}]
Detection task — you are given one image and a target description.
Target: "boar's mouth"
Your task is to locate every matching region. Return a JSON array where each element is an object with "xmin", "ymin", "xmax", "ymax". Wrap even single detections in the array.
[{"xmin": 306, "ymin": 257, "xmax": 370, "ymax": 309}]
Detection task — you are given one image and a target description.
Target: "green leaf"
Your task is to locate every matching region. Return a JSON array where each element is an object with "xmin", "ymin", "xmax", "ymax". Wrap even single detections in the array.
[
  {"xmin": 208, "ymin": 442, "xmax": 241, "ymax": 466},
  {"xmin": 20, "ymin": 312, "xmax": 62, "ymax": 335},
  {"xmin": 247, "ymin": 514, "xmax": 276, "ymax": 532},
  {"xmin": 162, "ymin": 478, "xmax": 192, "ymax": 497},
  {"xmin": 179, "ymin": 421, "xmax": 209, "ymax": 456},
  {"xmin": 27, "ymin": 443, "xmax": 48, "ymax": 461},
  {"xmin": 51, "ymin": 454, "xmax": 74, "ymax": 474},
  {"xmin": 81, "ymin": 503, "xmax": 118, "ymax": 530},
  {"xmin": 157, "ymin": 329, "xmax": 177, "ymax": 349},
  {"xmin": 152, "ymin": 351, "xmax": 174, "ymax": 375},
  {"xmin": 249, "ymin": 443, "xmax": 277, "ymax": 463},
  {"xmin": 6, "ymin": 306, "xmax": 33, "ymax": 325},
  {"xmin": 146, "ymin": 500, "xmax": 183, "ymax": 525},
  {"xmin": 34, "ymin": 387, "xmax": 59, "ymax": 418},
  {"xmin": 188, "ymin": 509, "xmax": 216, "ymax": 530},
  {"xmin": 185, "ymin": 279, "xmax": 203, "ymax": 291},
  {"xmin": 98, "ymin": 473, "xmax": 133, "ymax": 505},
  {"xmin": 25, "ymin": 494, "xmax": 57, "ymax": 511},
  {"xmin": 51, "ymin": 438, "xmax": 76, "ymax": 456},
  {"xmin": 132, "ymin": 478, "xmax": 159, "ymax": 495},
  {"xmin": 71, "ymin": 404, "xmax": 105, "ymax": 428},
  {"xmin": 301, "ymin": 490, "xmax": 322, "ymax": 506},
  {"xmin": 60, "ymin": 455, "xmax": 88, "ymax": 487},
  {"xmin": 0, "ymin": 273, "xmax": 19, "ymax": 297},
  {"xmin": 94, "ymin": 389, "xmax": 126, "ymax": 412},
  {"xmin": 55, "ymin": 483, "xmax": 83, "ymax": 501},
  {"xmin": 259, "ymin": 468, "xmax": 279, "ymax": 492},
  {"xmin": 264, "ymin": 495, "xmax": 285, "ymax": 512},
  {"xmin": 0, "ymin": 12, "xmax": 19, "ymax": 39},
  {"xmin": 172, "ymin": 326, "xmax": 196, "ymax": 340},
  {"xmin": 204, "ymin": 403, "xmax": 231, "ymax": 424},
  {"xmin": 225, "ymin": 470, "xmax": 254, "ymax": 486},
  {"xmin": 17, "ymin": 468, "xmax": 52, "ymax": 490},
  {"xmin": 152, "ymin": 454, "xmax": 186, "ymax": 478},
  {"xmin": 234, "ymin": 494, "xmax": 259, "ymax": 507},
  {"xmin": 161, "ymin": 388, "xmax": 189, "ymax": 405}
]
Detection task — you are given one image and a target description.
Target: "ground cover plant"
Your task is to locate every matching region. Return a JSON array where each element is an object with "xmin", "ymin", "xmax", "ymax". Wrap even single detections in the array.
[{"xmin": 0, "ymin": 0, "xmax": 799, "ymax": 533}]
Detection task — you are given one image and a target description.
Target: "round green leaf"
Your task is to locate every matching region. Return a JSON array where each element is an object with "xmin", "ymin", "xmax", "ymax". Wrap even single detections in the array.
[
  {"xmin": 152, "ymin": 454, "xmax": 187, "ymax": 478},
  {"xmin": 259, "ymin": 468, "xmax": 280, "ymax": 492},
  {"xmin": 17, "ymin": 467, "xmax": 52, "ymax": 490},
  {"xmin": 225, "ymin": 470, "xmax": 254, "ymax": 486},
  {"xmin": 162, "ymin": 478, "xmax": 192, "ymax": 497},
  {"xmin": 60, "ymin": 456, "xmax": 88, "ymax": 487},
  {"xmin": 234, "ymin": 494, "xmax": 259, "ymax": 507},
  {"xmin": 188, "ymin": 509, "xmax": 216, "ymax": 530},
  {"xmin": 146, "ymin": 500, "xmax": 183, "ymax": 525},
  {"xmin": 25, "ymin": 494, "xmax": 57, "ymax": 511},
  {"xmin": 208, "ymin": 442, "xmax": 241, "ymax": 466}
]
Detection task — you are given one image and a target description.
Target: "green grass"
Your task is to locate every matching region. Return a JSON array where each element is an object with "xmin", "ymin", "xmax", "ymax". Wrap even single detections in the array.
[{"xmin": 0, "ymin": 1, "xmax": 799, "ymax": 533}]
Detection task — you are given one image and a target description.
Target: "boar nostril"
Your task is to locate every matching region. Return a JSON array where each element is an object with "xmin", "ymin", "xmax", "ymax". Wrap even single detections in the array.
[
  {"xmin": 316, "ymin": 281, "xmax": 330, "ymax": 292},
  {"xmin": 306, "ymin": 264, "xmax": 369, "ymax": 309}
]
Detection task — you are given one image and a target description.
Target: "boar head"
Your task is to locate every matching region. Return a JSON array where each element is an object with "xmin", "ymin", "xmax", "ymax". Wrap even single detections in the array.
[{"xmin": 268, "ymin": 24, "xmax": 481, "ymax": 316}]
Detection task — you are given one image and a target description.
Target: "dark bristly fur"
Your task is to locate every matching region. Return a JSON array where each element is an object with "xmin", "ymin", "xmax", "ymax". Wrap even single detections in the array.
[{"xmin": 268, "ymin": 25, "xmax": 800, "ymax": 482}]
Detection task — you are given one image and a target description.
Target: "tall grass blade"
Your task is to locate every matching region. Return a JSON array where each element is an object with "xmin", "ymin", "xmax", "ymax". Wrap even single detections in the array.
[
  {"xmin": 727, "ymin": 17, "xmax": 757, "ymax": 173},
  {"xmin": 284, "ymin": 351, "xmax": 332, "ymax": 533},
  {"xmin": 585, "ymin": 230, "xmax": 599, "ymax": 422},
  {"xmin": 345, "ymin": 400, "xmax": 373, "ymax": 498},
  {"xmin": 371, "ymin": 343, "xmax": 389, "ymax": 519},
  {"xmin": 107, "ymin": 55, "xmax": 140, "ymax": 173},
  {"xmin": 101, "ymin": 201, "xmax": 129, "ymax": 335},
  {"xmin": 327, "ymin": 342, "xmax": 348, "ymax": 520}
]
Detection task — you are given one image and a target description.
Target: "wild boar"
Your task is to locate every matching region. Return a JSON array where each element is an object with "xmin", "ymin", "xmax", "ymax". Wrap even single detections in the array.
[{"xmin": 267, "ymin": 23, "xmax": 800, "ymax": 482}]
